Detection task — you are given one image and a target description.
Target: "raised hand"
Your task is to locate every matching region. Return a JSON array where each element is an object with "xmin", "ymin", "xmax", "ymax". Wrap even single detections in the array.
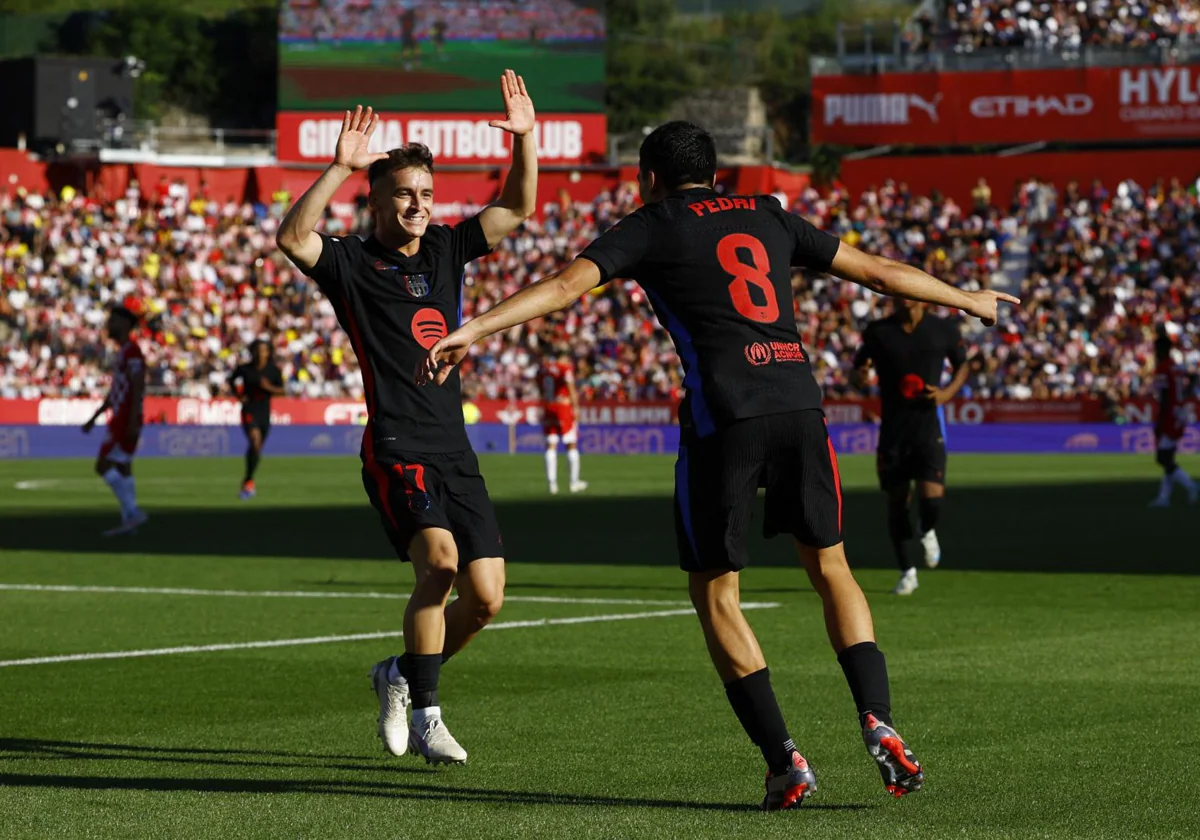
[
  {"xmin": 334, "ymin": 105, "xmax": 389, "ymax": 171},
  {"xmin": 488, "ymin": 69, "xmax": 535, "ymax": 136},
  {"xmin": 964, "ymin": 289, "xmax": 1021, "ymax": 327}
]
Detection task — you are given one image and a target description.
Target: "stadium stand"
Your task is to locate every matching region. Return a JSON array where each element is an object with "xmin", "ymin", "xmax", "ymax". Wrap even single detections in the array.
[
  {"xmin": 280, "ymin": 0, "xmax": 604, "ymax": 44},
  {"xmin": 2, "ymin": 175, "xmax": 1197, "ymax": 405},
  {"xmin": 943, "ymin": 0, "xmax": 1200, "ymax": 53}
]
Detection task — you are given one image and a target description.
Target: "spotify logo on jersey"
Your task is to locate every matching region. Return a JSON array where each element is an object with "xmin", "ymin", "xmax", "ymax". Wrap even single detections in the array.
[{"xmin": 412, "ymin": 308, "xmax": 448, "ymax": 350}]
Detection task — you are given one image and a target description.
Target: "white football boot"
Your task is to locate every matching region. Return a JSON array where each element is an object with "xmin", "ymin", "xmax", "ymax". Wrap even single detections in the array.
[
  {"xmin": 369, "ymin": 658, "xmax": 410, "ymax": 756},
  {"xmin": 409, "ymin": 714, "xmax": 468, "ymax": 765},
  {"xmin": 920, "ymin": 530, "xmax": 941, "ymax": 569},
  {"xmin": 892, "ymin": 568, "xmax": 919, "ymax": 596}
]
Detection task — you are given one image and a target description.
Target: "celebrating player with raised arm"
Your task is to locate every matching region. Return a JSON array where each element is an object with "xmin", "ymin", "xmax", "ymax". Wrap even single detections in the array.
[
  {"xmin": 853, "ymin": 300, "xmax": 970, "ymax": 595},
  {"xmin": 276, "ymin": 70, "xmax": 537, "ymax": 765},
  {"xmin": 82, "ymin": 305, "xmax": 148, "ymax": 537},
  {"xmin": 423, "ymin": 122, "xmax": 1018, "ymax": 808}
]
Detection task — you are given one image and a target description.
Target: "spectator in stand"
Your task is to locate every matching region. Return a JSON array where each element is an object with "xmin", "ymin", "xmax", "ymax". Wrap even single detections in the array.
[
  {"xmin": 2, "ymin": 174, "xmax": 1197, "ymax": 409},
  {"xmin": 280, "ymin": 0, "xmax": 604, "ymax": 45},
  {"xmin": 945, "ymin": 0, "xmax": 1199, "ymax": 53}
]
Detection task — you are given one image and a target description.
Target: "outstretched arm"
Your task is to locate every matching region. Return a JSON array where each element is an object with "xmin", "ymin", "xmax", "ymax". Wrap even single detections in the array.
[
  {"xmin": 830, "ymin": 243, "xmax": 1019, "ymax": 326},
  {"xmin": 477, "ymin": 70, "xmax": 538, "ymax": 248},
  {"xmin": 423, "ymin": 258, "xmax": 601, "ymax": 385},
  {"xmin": 276, "ymin": 105, "xmax": 386, "ymax": 270}
]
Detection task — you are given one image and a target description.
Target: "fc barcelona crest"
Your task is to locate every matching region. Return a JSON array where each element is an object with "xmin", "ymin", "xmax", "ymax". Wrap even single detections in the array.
[{"xmin": 403, "ymin": 273, "xmax": 431, "ymax": 298}]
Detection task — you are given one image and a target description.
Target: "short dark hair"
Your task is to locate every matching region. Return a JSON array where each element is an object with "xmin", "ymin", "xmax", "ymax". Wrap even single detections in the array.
[
  {"xmin": 1155, "ymin": 336, "xmax": 1173, "ymax": 361},
  {"xmin": 110, "ymin": 305, "xmax": 137, "ymax": 326},
  {"xmin": 367, "ymin": 144, "xmax": 435, "ymax": 187},
  {"xmin": 638, "ymin": 121, "xmax": 717, "ymax": 192}
]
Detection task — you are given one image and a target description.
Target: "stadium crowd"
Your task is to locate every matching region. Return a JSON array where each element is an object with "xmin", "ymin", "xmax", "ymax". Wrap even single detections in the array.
[
  {"xmin": 281, "ymin": 0, "xmax": 604, "ymax": 44},
  {"xmin": 943, "ymin": 0, "xmax": 1200, "ymax": 53},
  {"xmin": 1, "ymin": 173, "xmax": 1197, "ymax": 406}
]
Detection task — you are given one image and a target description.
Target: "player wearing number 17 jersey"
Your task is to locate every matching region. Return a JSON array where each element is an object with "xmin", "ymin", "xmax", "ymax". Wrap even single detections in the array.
[
  {"xmin": 425, "ymin": 121, "xmax": 1019, "ymax": 809},
  {"xmin": 276, "ymin": 72, "xmax": 538, "ymax": 766}
]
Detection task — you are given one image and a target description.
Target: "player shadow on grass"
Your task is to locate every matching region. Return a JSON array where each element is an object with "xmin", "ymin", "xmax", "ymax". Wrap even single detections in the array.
[
  {"xmin": 0, "ymin": 737, "xmax": 434, "ymax": 775},
  {"xmin": 0, "ymin": 738, "xmax": 872, "ymax": 812},
  {"xmin": 2, "ymin": 479, "xmax": 1195, "ymax": 575}
]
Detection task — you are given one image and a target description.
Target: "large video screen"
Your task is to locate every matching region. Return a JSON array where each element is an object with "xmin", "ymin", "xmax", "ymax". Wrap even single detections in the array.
[{"xmin": 279, "ymin": 0, "xmax": 605, "ymax": 113}]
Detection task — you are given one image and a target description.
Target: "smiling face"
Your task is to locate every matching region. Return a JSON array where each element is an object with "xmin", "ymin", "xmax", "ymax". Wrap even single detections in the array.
[{"xmin": 370, "ymin": 166, "xmax": 434, "ymax": 244}]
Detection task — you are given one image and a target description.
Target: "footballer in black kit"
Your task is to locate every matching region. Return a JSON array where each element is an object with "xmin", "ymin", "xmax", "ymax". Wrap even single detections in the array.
[
  {"xmin": 854, "ymin": 302, "xmax": 968, "ymax": 594},
  {"xmin": 276, "ymin": 72, "xmax": 538, "ymax": 766},
  {"xmin": 308, "ymin": 210, "xmax": 501, "ymax": 561},
  {"xmin": 229, "ymin": 339, "xmax": 284, "ymax": 500},
  {"xmin": 427, "ymin": 121, "xmax": 1018, "ymax": 809}
]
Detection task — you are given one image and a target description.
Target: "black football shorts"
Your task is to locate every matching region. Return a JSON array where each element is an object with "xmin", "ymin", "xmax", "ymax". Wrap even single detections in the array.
[
  {"xmin": 876, "ymin": 436, "xmax": 947, "ymax": 491},
  {"xmin": 674, "ymin": 408, "xmax": 844, "ymax": 573},
  {"xmin": 362, "ymin": 448, "xmax": 503, "ymax": 564},
  {"xmin": 241, "ymin": 406, "xmax": 271, "ymax": 442}
]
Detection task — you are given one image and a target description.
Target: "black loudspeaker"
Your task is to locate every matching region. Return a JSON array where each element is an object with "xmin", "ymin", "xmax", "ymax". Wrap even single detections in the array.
[{"xmin": 0, "ymin": 56, "xmax": 134, "ymax": 152}]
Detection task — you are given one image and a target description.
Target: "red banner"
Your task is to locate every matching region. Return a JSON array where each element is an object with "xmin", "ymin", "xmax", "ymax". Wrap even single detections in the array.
[
  {"xmin": 275, "ymin": 112, "xmax": 607, "ymax": 166},
  {"xmin": 812, "ymin": 67, "xmax": 1200, "ymax": 146}
]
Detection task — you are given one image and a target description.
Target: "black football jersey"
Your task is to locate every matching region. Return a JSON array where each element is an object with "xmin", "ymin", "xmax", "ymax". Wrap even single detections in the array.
[
  {"xmin": 230, "ymin": 362, "xmax": 283, "ymax": 407},
  {"xmin": 579, "ymin": 188, "xmax": 840, "ymax": 437},
  {"xmin": 301, "ymin": 217, "xmax": 490, "ymax": 455},
  {"xmin": 854, "ymin": 313, "xmax": 966, "ymax": 443}
]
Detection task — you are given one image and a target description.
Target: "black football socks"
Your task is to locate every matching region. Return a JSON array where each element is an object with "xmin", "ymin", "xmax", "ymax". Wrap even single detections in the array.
[
  {"xmin": 401, "ymin": 653, "xmax": 441, "ymax": 709},
  {"xmin": 724, "ymin": 668, "xmax": 795, "ymax": 774},
  {"xmin": 244, "ymin": 447, "xmax": 260, "ymax": 484},
  {"xmin": 837, "ymin": 641, "xmax": 893, "ymax": 727},
  {"xmin": 918, "ymin": 496, "xmax": 942, "ymax": 535},
  {"xmin": 888, "ymin": 500, "xmax": 916, "ymax": 572}
]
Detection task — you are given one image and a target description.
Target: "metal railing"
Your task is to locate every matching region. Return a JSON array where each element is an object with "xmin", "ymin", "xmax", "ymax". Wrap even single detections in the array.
[
  {"xmin": 813, "ymin": 36, "xmax": 1200, "ymax": 76},
  {"xmin": 609, "ymin": 125, "xmax": 775, "ymax": 166},
  {"xmin": 70, "ymin": 118, "xmax": 276, "ymax": 158}
]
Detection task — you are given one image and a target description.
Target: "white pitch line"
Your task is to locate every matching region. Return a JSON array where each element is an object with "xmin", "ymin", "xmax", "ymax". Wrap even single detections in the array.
[
  {"xmin": 0, "ymin": 606, "xmax": 782, "ymax": 669},
  {"xmin": 0, "ymin": 583, "xmax": 780, "ymax": 609}
]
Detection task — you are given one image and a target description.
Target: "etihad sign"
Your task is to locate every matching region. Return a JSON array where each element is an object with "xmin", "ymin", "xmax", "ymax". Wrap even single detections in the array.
[{"xmin": 969, "ymin": 94, "xmax": 1093, "ymax": 118}]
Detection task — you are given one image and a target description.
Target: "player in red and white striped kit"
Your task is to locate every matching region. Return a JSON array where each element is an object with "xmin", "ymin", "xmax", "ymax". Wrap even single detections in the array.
[
  {"xmin": 82, "ymin": 306, "xmax": 149, "ymax": 535},
  {"xmin": 541, "ymin": 352, "xmax": 586, "ymax": 494},
  {"xmin": 1149, "ymin": 323, "xmax": 1197, "ymax": 507}
]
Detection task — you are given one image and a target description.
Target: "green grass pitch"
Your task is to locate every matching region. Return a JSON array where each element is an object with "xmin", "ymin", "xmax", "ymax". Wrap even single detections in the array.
[
  {"xmin": 278, "ymin": 41, "xmax": 605, "ymax": 112},
  {"xmin": 1, "ymin": 453, "xmax": 1198, "ymax": 839}
]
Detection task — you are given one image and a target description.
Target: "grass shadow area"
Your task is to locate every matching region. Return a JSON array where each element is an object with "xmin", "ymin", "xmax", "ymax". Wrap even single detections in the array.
[
  {"xmin": 0, "ymin": 738, "xmax": 870, "ymax": 813},
  {"xmin": 0, "ymin": 480, "xmax": 1194, "ymax": 575}
]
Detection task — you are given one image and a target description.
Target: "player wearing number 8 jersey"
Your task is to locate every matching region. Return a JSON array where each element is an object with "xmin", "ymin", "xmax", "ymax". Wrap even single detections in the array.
[{"xmin": 424, "ymin": 121, "xmax": 1019, "ymax": 809}]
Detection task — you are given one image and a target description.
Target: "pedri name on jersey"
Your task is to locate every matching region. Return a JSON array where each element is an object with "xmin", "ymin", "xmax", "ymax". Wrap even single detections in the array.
[{"xmin": 687, "ymin": 197, "xmax": 758, "ymax": 217}]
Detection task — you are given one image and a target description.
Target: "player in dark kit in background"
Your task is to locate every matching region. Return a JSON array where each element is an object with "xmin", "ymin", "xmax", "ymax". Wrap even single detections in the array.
[
  {"xmin": 276, "ymin": 71, "xmax": 537, "ymax": 765},
  {"xmin": 400, "ymin": 7, "xmax": 419, "ymax": 70},
  {"xmin": 229, "ymin": 339, "xmax": 284, "ymax": 501},
  {"xmin": 1149, "ymin": 322, "xmax": 1197, "ymax": 507},
  {"xmin": 853, "ymin": 300, "xmax": 968, "ymax": 595},
  {"xmin": 424, "ymin": 122, "xmax": 1018, "ymax": 809}
]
